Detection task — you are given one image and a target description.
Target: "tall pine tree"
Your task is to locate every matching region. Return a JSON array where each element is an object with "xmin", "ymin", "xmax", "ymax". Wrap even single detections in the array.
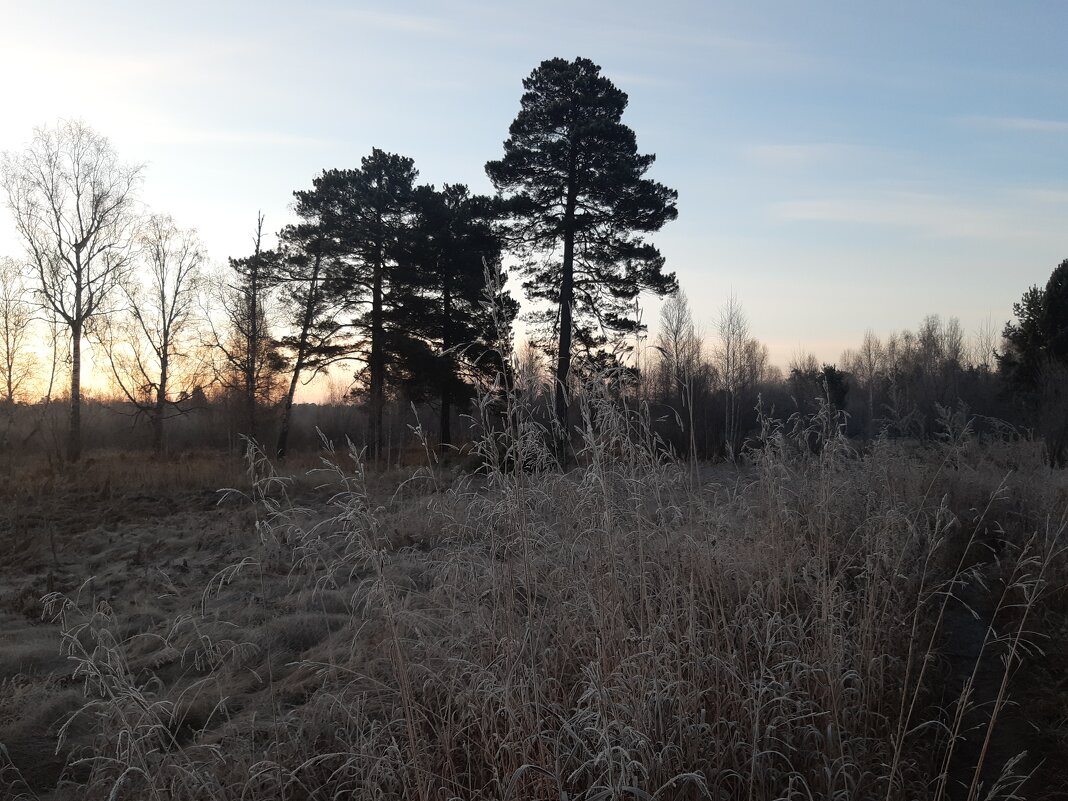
[
  {"xmin": 311, "ymin": 150, "xmax": 421, "ymax": 458},
  {"xmin": 486, "ymin": 57, "xmax": 678, "ymax": 444}
]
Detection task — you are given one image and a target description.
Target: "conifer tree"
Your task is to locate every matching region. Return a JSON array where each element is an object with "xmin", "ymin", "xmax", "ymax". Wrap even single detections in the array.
[
  {"xmin": 406, "ymin": 184, "xmax": 518, "ymax": 447},
  {"xmin": 311, "ymin": 150, "xmax": 420, "ymax": 458},
  {"xmin": 486, "ymin": 57, "xmax": 678, "ymax": 444},
  {"xmin": 273, "ymin": 187, "xmax": 353, "ymax": 459},
  {"xmin": 998, "ymin": 259, "xmax": 1068, "ymax": 392}
]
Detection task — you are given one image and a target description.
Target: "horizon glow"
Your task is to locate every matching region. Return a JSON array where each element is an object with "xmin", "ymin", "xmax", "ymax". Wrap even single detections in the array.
[{"xmin": 0, "ymin": 0, "xmax": 1065, "ymax": 392}]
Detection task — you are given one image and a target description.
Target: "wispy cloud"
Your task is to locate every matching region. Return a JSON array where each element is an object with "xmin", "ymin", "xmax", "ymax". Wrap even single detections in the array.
[
  {"xmin": 772, "ymin": 190, "xmax": 1053, "ymax": 240},
  {"xmin": 960, "ymin": 115, "xmax": 1068, "ymax": 133}
]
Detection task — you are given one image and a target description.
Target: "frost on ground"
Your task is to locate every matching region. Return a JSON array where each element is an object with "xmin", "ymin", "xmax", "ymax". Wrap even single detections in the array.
[{"xmin": 1, "ymin": 403, "xmax": 1067, "ymax": 800}]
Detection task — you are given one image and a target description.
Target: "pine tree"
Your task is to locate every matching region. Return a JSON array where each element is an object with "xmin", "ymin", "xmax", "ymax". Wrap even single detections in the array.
[
  {"xmin": 273, "ymin": 188, "xmax": 353, "ymax": 459},
  {"xmin": 406, "ymin": 184, "xmax": 518, "ymax": 447},
  {"xmin": 998, "ymin": 285, "xmax": 1047, "ymax": 392},
  {"xmin": 998, "ymin": 259, "xmax": 1068, "ymax": 392},
  {"xmin": 1043, "ymin": 259, "xmax": 1068, "ymax": 360},
  {"xmin": 310, "ymin": 150, "xmax": 421, "ymax": 459},
  {"xmin": 486, "ymin": 57, "xmax": 678, "ymax": 446}
]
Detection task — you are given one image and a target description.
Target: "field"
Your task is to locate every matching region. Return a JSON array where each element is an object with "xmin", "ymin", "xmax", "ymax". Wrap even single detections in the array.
[{"xmin": 1, "ymin": 402, "xmax": 1067, "ymax": 800}]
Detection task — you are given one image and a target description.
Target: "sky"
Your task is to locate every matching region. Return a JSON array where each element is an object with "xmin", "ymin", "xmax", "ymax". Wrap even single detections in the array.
[{"xmin": 0, "ymin": 0, "xmax": 1065, "ymax": 374}]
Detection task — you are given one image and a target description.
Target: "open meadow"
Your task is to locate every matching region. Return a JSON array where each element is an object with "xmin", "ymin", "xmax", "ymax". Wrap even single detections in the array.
[
  {"xmin": 1, "ymin": 397, "xmax": 1067, "ymax": 801},
  {"xmin": 2, "ymin": 5, "xmax": 1067, "ymax": 799}
]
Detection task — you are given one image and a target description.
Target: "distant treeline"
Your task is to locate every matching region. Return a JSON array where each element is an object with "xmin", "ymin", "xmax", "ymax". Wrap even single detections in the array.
[{"xmin": 0, "ymin": 57, "xmax": 1065, "ymax": 466}]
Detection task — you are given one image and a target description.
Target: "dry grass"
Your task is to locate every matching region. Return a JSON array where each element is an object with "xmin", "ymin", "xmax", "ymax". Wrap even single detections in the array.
[{"xmin": 1, "ymin": 383, "xmax": 1067, "ymax": 800}]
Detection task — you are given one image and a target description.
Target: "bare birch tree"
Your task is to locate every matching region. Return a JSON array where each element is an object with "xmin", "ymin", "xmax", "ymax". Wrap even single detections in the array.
[
  {"xmin": 1, "ymin": 120, "xmax": 142, "ymax": 461},
  {"xmin": 655, "ymin": 289, "xmax": 706, "ymax": 459},
  {"xmin": 656, "ymin": 290, "xmax": 703, "ymax": 392},
  {"xmin": 715, "ymin": 294, "xmax": 749, "ymax": 458},
  {"xmin": 0, "ymin": 256, "xmax": 36, "ymax": 405},
  {"xmin": 207, "ymin": 214, "xmax": 284, "ymax": 449},
  {"xmin": 845, "ymin": 330, "xmax": 884, "ymax": 437},
  {"xmin": 971, "ymin": 315, "xmax": 998, "ymax": 372},
  {"xmin": 101, "ymin": 214, "xmax": 207, "ymax": 454}
]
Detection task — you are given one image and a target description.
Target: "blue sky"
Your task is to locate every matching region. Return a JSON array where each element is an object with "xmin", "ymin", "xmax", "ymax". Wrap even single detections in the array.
[{"xmin": 1, "ymin": 0, "xmax": 1065, "ymax": 368}]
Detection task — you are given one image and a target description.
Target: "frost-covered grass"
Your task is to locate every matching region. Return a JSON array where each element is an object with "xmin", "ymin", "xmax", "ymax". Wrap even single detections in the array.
[{"xmin": 3, "ymin": 383, "xmax": 1067, "ymax": 800}]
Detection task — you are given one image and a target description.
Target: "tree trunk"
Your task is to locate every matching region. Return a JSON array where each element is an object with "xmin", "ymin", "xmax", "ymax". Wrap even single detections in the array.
[
  {"xmin": 278, "ymin": 316, "xmax": 311, "ymax": 459},
  {"xmin": 369, "ymin": 244, "xmax": 385, "ymax": 462},
  {"xmin": 276, "ymin": 256, "xmax": 320, "ymax": 460},
  {"xmin": 246, "ymin": 270, "xmax": 259, "ymax": 446},
  {"xmin": 440, "ymin": 273, "xmax": 452, "ymax": 449},
  {"xmin": 276, "ymin": 359, "xmax": 302, "ymax": 460},
  {"xmin": 68, "ymin": 320, "xmax": 82, "ymax": 462},
  {"xmin": 4, "ymin": 363, "xmax": 12, "ymax": 406},
  {"xmin": 3, "ymin": 317, "xmax": 13, "ymax": 404},
  {"xmin": 555, "ymin": 187, "xmax": 577, "ymax": 461},
  {"xmin": 153, "ymin": 355, "xmax": 168, "ymax": 455},
  {"xmin": 724, "ymin": 386, "xmax": 737, "ymax": 460}
]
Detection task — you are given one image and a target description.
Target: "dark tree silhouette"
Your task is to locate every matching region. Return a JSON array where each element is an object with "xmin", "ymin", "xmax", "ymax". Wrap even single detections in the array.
[
  {"xmin": 309, "ymin": 150, "xmax": 420, "ymax": 459},
  {"xmin": 998, "ymin": 260, "xmax": 1068, "ymax": 392},
  {"xmin": 273, "ymin": 187, "xmax": 354, "ymax": 459},
  {"xmin": 998, "ymin": 285, "xmax": 1048, "ymax": 392},
  {"xmin": 486, "ymin": 57, "xmax": 678, "ymax": 446},
  {"xmin": 790, "ymin": 363, "xmax": 849, "ymax": 412},
  {"xmin": 998, "ymin": 260, "xmax": 1068, "ymax": 466},
  {"xmin": 406, "ymin": 184, "xmax": 518, "ymax": 447},
  {"xmin": 211, "ymin": 215, "xmax": 286, "ymax": 447},
  {"xmin": 1042, "ymin": 259, "xmax": 1068, "ymax": 360}
]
